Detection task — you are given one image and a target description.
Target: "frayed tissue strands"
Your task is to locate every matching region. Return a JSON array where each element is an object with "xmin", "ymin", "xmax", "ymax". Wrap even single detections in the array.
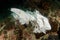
[{"xmin": 11, "ymin": 8, "xmax": 51, "ymax": 34}]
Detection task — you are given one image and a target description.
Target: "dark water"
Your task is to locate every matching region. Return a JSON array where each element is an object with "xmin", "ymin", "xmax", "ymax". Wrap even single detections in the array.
[
  {"xmin": 0, "ymin": 0, "xmax": 26, "ymax": 20},
  {"xmin": 0, "ymin": 10, "xmax": 12, "ymax": 21}
]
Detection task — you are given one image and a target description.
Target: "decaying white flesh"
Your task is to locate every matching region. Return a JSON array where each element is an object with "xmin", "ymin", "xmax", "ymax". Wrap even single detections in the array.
[
  {"xmin": 33, "ymin": 11, "xmax": 51, "ymax": 34},
  {"xmin": 11, "ymin": 8, "xmax": 51, "ymax": 34}
]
